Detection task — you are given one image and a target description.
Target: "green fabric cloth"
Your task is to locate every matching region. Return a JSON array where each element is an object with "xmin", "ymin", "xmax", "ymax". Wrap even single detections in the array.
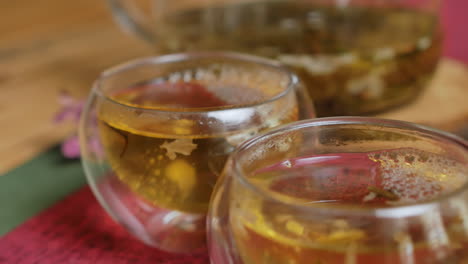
[{"xmin": 0, "ymin": 146, "xmax": 86, "ymax": 236}]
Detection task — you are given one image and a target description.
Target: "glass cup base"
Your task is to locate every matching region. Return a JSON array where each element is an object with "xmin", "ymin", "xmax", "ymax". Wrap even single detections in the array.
[{"xmin": 96, "ymin": 175, "xmax": 207, "ymax": 253}]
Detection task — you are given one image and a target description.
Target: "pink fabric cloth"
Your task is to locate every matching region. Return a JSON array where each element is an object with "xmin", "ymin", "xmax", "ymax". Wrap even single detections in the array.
[
  {"xmin": 443, "ymin": 0, "xmax": 468, "ymax": 64},
  {"xmin": 0, "ymin": 187, "xmax": 209, "ymax": 264}
]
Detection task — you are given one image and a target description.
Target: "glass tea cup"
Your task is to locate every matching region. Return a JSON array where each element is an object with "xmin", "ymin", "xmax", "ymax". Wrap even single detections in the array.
[
  {"xmin": 208, "ymin": 117, "xmax": 468, "ymax": 263},
  {"xmin": 108, "ymin": 0, "xmax": 442, "ymax": 116},
  {"xmin": 79, "ymin": 52, "xmax": 314, "ymax": 253}
]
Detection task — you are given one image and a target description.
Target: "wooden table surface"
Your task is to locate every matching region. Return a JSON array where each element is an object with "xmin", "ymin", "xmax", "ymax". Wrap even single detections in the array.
[
  {"xmin": 1, "ymin": 0, "xmax": 153, "ymax": 174},
  {"xmin": 1, "ymin": 0, "xmax": 467, "ymax": 175}
]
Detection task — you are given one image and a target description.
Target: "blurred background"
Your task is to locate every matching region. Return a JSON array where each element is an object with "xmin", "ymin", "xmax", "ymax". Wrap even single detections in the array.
[{"xmin": 0, "ymin": 0, "xmax": 467, "ymax": 174}]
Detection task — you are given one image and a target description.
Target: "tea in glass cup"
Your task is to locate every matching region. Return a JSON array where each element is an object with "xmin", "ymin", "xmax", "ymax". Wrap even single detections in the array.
[
  {"xmin": 79, "ymin": 52, "xmax": 314, "ymax": 253},
  {"xmin": 108, "ymin": 0, "xmax": 442, "ymax": 116},
  {"xmin": 208, "ymin": 117, "xmax": 468, "ymax": 263}
]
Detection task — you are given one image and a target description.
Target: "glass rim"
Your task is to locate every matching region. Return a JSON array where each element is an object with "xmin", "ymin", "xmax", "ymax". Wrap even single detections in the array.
[
  {"xmin": 91, "ymin": 51, "xmax": 299, "ymax": 114},
  {"xmin": 231, "ymin": 116, "xmax": 468, "ymax": 217}
]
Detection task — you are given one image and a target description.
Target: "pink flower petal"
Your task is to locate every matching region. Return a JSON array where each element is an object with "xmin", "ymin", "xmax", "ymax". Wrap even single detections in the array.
[
  {"xmin": 61, "ymin": 136, "xmax": 81, "ymax": 159},
  {"xmin": 54, "ymin": 91, "xmax": 85, "ymax": 124}
]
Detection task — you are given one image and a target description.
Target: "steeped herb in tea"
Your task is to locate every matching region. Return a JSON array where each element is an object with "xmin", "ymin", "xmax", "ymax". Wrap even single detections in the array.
[{"xmin": 157, "ymin": 1, "xmax": 441, "ymax": 115}]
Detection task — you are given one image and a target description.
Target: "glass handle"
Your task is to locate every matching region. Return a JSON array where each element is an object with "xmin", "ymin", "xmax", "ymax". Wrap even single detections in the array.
[{"xmin": 106, "ymin": 0, "xmax": 156, "ymax": 43}]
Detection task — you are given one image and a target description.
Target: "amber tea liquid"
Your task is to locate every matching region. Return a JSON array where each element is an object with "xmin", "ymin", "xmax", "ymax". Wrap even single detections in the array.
[
  {"xmin": 98, "ymin": 81, "xmax": 298, "ymax": 215},
  {"xmin": 157, "ymin": 1, "xmax": 441, "ymax": 115},
  {"xmin": 230, "ymin": 148, "xmax": 468, "ymax": 263}
]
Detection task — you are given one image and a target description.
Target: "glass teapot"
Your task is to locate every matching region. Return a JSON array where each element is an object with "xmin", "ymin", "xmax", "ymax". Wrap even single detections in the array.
[{"xmin": 107, "ymin": 0, "xmax": 442, "ymax": 116}]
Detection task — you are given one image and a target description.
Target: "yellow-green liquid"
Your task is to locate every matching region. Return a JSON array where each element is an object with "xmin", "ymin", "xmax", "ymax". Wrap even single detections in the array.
[
  {"xmin": 98, "ymin": 81, "xmax": 298, "ymax": 214},
  {"xmin": 157, "ymin": 2, "xmax": 441, "ymax": 115},
  {"xmin": 230, "ymin": 149, "xmax": 468, "ymax": 263}
]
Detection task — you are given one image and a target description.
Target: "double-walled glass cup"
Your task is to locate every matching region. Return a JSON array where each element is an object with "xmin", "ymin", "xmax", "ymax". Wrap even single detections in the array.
[
  {"xmin": 79, "ymin": 52, "xmax": 314, "ymax": 253},
  {"xmin": 208, "ymin": 117, "xmax": 468, "ymax": 263}
]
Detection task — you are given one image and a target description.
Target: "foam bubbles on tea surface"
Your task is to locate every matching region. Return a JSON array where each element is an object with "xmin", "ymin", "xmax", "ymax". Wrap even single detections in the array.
[
  {"xmin": 201, "ymin": 65, "xmax": 288, "ymax": 106},
  {"xmin": 161, "ymin": 65, "xmax": 266, "ymax": 106},
  {"xmin": 369, "ymin": 148, "xmax": 467, "ymax": 205},
  {"xmin": 250, "ymin": 148, "xmax": 467, "ymax": 207}
]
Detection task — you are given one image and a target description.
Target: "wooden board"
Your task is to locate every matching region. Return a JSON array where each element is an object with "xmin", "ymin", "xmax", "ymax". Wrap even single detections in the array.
[
  {"xmin": 1, "ymin": 0, "xmax": 467, "ymax": 174},
  {"xmin": 378, "ymin": 59, "xmax": 468, "ymax": 134},
  {"xmin": 0, "ymin": 0, "xmax": 153, "ymax": 174}
]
